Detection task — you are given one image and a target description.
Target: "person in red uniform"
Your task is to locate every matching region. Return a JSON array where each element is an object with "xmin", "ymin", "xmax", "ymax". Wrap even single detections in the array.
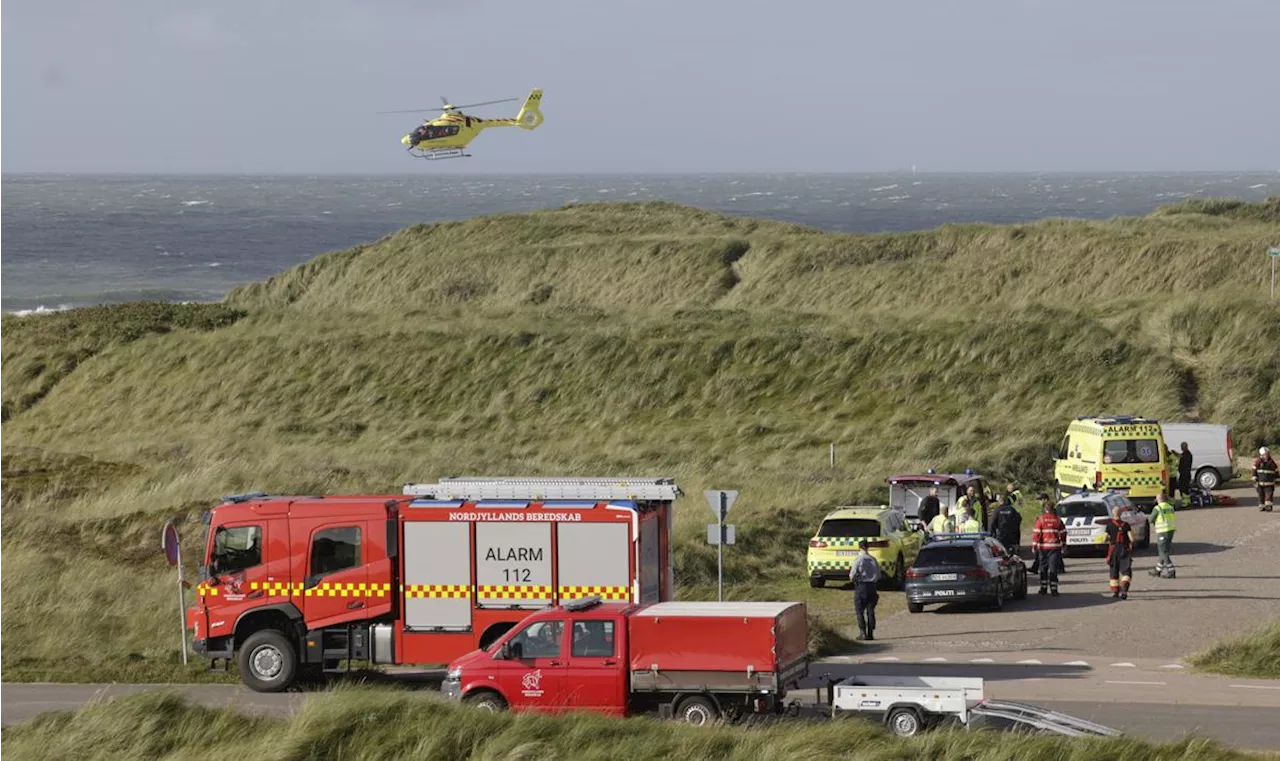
[
  {"xmin": 1030, "ymin": 494, "xmax": 1067, "ymax": 596},
  {"xmin": 1103, "ymin": 505, "xmax": 1134, "ymax": 600},
  {"xmin": 1254, "ymin": 446, "xmax": 1277, "ymax": 512}
]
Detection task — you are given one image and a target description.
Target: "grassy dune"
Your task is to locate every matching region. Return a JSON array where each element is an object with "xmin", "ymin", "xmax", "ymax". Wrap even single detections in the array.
[
  {"xmin": 1, "ymin": 688, "xmax": 1269, "ymax": 761},
  {"xmin": 2, "ymin": 197, "xmax": 1279, "ymax": 683},
  {"xmin": 1189, "ymin": 619, "xmax": 1280, "ymax": 679}
]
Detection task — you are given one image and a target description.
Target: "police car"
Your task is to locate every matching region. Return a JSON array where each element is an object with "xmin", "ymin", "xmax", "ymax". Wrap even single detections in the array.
[{"xmin": 1056, "ymin": 490, "xmax": 1150, "ymax": 553}]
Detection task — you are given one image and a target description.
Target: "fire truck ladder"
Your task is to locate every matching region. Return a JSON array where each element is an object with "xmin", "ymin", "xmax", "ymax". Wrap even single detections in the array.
[
  {"xmin": 969, "ymin": 700, "xmax": 1122, "ymax": 737},
  {"xmin": 402, "ymin": 477, "xmax": 682, "ymax": 502}
]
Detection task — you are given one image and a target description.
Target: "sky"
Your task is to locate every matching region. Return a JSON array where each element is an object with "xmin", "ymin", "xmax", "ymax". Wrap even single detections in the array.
[{"xmin": 3, "ymin": 0, "xmax": 1278, "ymax": 173}]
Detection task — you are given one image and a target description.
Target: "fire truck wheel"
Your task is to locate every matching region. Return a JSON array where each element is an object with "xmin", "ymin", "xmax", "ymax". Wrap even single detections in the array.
[
  {"xmin": 463, "ymin": 690, "xmax": 508, "ymax": 711},
  {"xmin": 676, "ymin": 695, "xmax": 720, "ymax": 726},
  {"xmin": 238, "ymin": 630, "xmax": 298, "ymax": 693}
]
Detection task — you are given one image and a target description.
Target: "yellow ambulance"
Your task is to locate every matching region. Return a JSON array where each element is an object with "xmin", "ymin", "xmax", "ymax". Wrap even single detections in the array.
[{"xmin": 1053, "ymin": 415, "xmax": 1169, "ymax": 511}]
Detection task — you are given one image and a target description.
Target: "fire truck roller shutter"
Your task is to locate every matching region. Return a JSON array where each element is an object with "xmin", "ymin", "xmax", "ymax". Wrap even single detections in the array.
[
  {"xmin": 557, "ymin": 522, "xmax": 631, "ymax": 601},
  {"xmin": 475, "ymin": 523, "xmax": 553, "ymax": 608},
  {"xmin": 639, "ymin": 515, "xmax": 660, "ymax": 603},
  {"xmin": 403, "ymin": 521, "xmax": 472, "ymax": 630}
]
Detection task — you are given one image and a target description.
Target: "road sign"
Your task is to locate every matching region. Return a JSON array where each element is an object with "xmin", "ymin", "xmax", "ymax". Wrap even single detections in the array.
[
  {"xmin": 1269, "ymin": 247, "xmax": 1280, "ymax": 257},
  {"xmin": 162, "ymin": 522, "xmax": 181, "ymax": 566},
  {"xmin": 704, "ymin": 489, "xmax": 738, "ymax": 519},
  {"xmin": 707, "ymin": 524, "xmax": 736, "ymax": 545}
]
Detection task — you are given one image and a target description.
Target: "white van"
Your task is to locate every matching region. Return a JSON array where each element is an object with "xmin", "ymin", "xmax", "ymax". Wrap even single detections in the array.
[{"xmin": 1159, "ymin": 422, "xmax": 1236, "ymax": 490}]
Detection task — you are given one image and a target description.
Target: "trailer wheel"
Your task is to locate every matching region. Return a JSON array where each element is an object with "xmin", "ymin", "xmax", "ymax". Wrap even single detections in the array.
[
  {"xmin": 238, "ymin": 629, "xmax": 298, "ymax": 693},
  {"xmin": 887, "ymin": 706, "xmax": 923, "ymax": 737},
  {"xmin": 675, "ymin": 695, "xmax": 720, "ymax": 726},
  {"xmin": 464, "ymin": 690, "xmax": 508, "ymax": 712}
]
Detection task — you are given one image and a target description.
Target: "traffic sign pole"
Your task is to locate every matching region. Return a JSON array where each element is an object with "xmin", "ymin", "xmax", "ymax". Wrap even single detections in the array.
[
  {"xmin": 704, "ymin": 489, "xmax": 738, "ymax": 601},
  {"xmin": 177, "ymin": 542, "xmax": 187, "ymax": 665},
  {"xmin": 1269, "ymin": 246, "xmax": 1279, "ymax": 301},
  {"xmin": 718, "ymin": 491, "xmax": 726, "ymax": 601},
  {"xmin": 162, "ymin": 522, "xmax": 188, "ymax": 666}
]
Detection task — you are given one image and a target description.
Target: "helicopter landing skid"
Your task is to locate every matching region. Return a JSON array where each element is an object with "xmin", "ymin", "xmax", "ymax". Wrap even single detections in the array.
[{"xmin": 409, "ymin": 147, "xmax": 470, "ymax": 161}]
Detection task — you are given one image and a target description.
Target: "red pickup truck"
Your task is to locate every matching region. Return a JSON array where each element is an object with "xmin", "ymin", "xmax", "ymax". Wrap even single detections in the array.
[{"xmin": 442, "ymin": 596, "xmax": 810, "ymax": 725}]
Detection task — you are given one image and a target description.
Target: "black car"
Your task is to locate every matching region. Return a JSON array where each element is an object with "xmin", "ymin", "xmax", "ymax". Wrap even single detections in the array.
[{"xmin": 904, "ymin": 534, "xmax": 1028, "ymax": 613}]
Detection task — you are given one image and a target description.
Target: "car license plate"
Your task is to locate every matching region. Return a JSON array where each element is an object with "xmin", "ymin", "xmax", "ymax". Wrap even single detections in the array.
[
  {"xmin": 931, "ymin": 589, "xmax": 957, "ymax": 596},
  {"xmin": 835, "ymin": 550, "xmax": 855, "ymax": 557},
  {"xmin": 931, "ymin": 573, "xmax": 958, "ymax": 581}
]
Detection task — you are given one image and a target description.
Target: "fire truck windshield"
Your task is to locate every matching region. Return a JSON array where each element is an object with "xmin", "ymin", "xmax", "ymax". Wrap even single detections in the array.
[{"xmin": 211, "ymin": 525, "xmax": 262, "ymax": 575}]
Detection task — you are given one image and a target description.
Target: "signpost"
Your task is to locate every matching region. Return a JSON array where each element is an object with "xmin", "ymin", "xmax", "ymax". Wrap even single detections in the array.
[
  {"xmin": 1269, "ymin": 247, "xmax": 1280, "ymax": 301},
  {"xmin": 161, "ymin": 521, "xmax": 188, "ymax": 665},
  {"xmin": 704, "ymin": 489, "xmax": 738, "ymax": 601}
]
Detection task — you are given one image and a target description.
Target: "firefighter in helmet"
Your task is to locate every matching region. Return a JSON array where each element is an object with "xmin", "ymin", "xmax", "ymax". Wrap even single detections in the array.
[
  {"xmin": 1103, "ymin": 504, "xmax": 1134, "ymax": 599},
  {"xmin": 1254, "ymin": 446, "xmax": 1277, "ymax": 512}
]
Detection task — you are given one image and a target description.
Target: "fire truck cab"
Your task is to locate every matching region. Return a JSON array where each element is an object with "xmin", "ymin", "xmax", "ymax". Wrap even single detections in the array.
[{"xmin": 188, "ymin": 477, "xmax": 680, "ymax": 692}]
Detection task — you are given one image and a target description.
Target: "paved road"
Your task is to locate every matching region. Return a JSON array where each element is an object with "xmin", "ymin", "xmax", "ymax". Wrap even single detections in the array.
[{"xmin": 850, "ymin": 486, "xmax": 1280, "ymax": 659}]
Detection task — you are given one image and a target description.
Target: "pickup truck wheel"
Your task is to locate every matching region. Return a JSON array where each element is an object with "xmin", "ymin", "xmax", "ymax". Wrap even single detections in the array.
[
  {"xmin": 463, "ymin": 690, "xmax": 507, "ymax": 712},
  {"xmin": 238, "ymin": 630, "xmax": 297, "ymax": 693},
  {"xmin": 676, "ymin": 695, "xmax": 719, "ymax": 726},
  {"xmin": 887, "ymin": 706, "xmax": 923, "ymax": 737},
  {"xmin": 1196, "ymin": 467, "xmax": 1221, "ymax": 491}
]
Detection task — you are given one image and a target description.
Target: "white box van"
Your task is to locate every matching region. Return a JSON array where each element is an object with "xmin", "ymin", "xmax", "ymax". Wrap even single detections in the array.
[{"xmin": 1159, "ymin": 422, "xmax": 1236, "ymax": 490}]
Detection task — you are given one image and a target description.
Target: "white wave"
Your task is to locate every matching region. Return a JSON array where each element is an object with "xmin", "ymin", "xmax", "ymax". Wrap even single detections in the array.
[
  {"xmin": 7, "ymin": 304, "xmax": 73, "ymax": 316},
  {"xmin": 1249, "ymin": 184, "xmax": 1267, "ymax": 189},
  {"xmin": 870, "ymin": 184, "xmax": 899, "ymax": 192},
  {"xmin": 181, "ymin": 200, "xmax": 211, "ymax": 206},
  {"xmin": 207, "ymin": 262, "xmax": 222, "ymax": 267}
]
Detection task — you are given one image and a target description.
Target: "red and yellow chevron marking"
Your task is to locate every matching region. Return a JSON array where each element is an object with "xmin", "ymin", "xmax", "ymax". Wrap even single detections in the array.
[
  {"xmin": 196, "ymin": 583, "xmax": 219, "ymax": 597},
  {"xmin": 403, "ymin": 584, "xmax": 470, "ymax": 599},
  {"xmin": 477, "ymin": 585, "xmax": 552, "ymax": 599},
  {"xmin": 246, "ymin": 582, "xmax": 394, "ymax": 598},
  {"xmin": 558, "ymin": 585, "xmax": 629, "ymax": 601}
]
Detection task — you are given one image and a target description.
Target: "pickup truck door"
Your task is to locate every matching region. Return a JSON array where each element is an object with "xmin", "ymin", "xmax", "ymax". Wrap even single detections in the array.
[
  {"xmin": 496, "ymin": 617, "xmax": 567, "ymax": 712},
  {"xmin": 563, "ymin": 616, "xmax": 626, "ymax": 715}
]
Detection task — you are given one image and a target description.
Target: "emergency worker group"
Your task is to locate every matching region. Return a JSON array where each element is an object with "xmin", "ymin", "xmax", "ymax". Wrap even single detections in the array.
[{"xmin": 847, "ymin": 444, "xmax": 1278, "ymax": 636}]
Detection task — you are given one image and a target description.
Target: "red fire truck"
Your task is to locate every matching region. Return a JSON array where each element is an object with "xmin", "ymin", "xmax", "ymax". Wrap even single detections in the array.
[
  {"xmin": 187, "ymin": 477, "xmax": 680, "ymax": 692},
  {"xmin": 442, "ymin": 596, "xmax": 810, "ymax": 724}
]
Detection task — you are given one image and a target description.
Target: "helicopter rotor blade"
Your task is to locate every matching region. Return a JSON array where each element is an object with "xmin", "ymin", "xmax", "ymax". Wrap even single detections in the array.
[
  {"xmin": 440, "ymin": 96, "xmax": 450, "ymax": 107},
  {"xmin": 377, "ymin": 96, "xmax": 518, "ymax": 115},
  {"xmin": 450, "ymin": 97, "xmax": 519, "ymax": 109}
]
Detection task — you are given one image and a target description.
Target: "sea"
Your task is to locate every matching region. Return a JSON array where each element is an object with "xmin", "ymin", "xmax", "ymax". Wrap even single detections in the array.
[{"xmin": 2, "ymin": 172, "xmax": 1275, "ymax": 314}]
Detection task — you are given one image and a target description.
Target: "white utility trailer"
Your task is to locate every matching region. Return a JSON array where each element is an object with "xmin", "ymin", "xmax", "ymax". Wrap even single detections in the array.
[{"xmin": 826, "ymin": 675, "xmax": 1121, "ymax": 738}]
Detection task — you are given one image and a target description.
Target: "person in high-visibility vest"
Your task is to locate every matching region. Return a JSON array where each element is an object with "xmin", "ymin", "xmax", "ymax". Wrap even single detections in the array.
[
  {"xmin": 929, "ymin": 504, "xmax": 956, "ymax": 536},
  {"xmin": 958, "ymin": 508, "xmax": 982, "ymax": 533},
  {"xmin": 1149, "ymin": 491, "xmax": 1177, "ymax": 579}
]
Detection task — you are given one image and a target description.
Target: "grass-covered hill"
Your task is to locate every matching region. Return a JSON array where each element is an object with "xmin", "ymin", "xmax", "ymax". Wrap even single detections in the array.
[
  {"xmin": 2, "ymin": 197, "xmax": 1278, "ymax": 682},
  {"xmin": 2, "ymin": 687, "xmax": 1270, "ymax": 761}
]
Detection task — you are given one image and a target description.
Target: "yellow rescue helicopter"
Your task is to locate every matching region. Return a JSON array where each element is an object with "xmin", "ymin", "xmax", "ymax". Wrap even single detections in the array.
[{"xmin": 382, "ymin": 88, "xmax": 544, "ymax": 160}]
